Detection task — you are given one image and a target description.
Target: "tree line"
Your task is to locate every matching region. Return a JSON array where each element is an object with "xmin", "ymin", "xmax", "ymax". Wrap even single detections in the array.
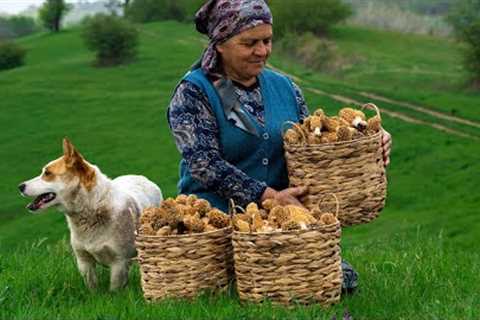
[{"xmin": 0, "ymin": 0, "xmax": 480, "ymax": 88}]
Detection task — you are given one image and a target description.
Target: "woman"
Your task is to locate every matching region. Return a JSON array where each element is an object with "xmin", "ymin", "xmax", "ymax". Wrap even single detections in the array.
[
  {"xmin": 168, "ymin": 0, "xmax": 391, "ymax": 213},
  {"xmin": 168, "ymin": 0, "xmax": 391, "ymax": 294}
]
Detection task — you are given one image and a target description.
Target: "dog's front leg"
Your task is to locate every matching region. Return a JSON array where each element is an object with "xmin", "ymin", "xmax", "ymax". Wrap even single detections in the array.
[
  {"xmin": 109, "ymin": 260, "xmax": 130, "ymax": 291},
  {"xmin": 74, "ymin": 249, "xmax": 98, "ymax": 290}
]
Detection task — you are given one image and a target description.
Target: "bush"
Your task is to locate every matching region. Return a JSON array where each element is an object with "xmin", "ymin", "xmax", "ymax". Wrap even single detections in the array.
[
  {"xmin": 447, "ymin": 0, "xmax": 480, "ymax": 88},
  {"xmin": 82, "ymin": 14, "xmax": 139, "ymax": 66},
  {"xmin": 0, "ymin": 41, "xmax": 27, "ymax": 71},
  {"xmin": 270, "ymin": 0, "xmax": 352, "ymax": 38}
]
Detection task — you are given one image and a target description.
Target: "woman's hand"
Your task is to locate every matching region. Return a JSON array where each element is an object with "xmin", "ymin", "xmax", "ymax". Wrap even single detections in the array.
[
  {"xmin": 260, "ymin": 186, "xmax": 308, "ymax": 208},
  {"xmin": 382, "ymin": 129, "xmax": 392, "ymax": 167}
]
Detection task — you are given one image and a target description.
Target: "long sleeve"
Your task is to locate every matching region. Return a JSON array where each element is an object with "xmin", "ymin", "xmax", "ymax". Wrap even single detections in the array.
[{"xmin": 167, "ymin": 81, "xmax": 267, "ymax": 207}]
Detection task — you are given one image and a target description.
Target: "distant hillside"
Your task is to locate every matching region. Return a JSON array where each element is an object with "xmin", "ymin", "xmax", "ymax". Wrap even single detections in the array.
[
  {"xmin": 345, "ymin": 0, "xmax": 453, "ymax": 16},
  {"xmin": 19, "ymin": 0, "xmax": 113, "ymax": 26},
  {"xmin": 345, "ymin": 0, "xmax": 452, "ymax": 37},
  {"xmin": 15, "ymin": 5, "xmax": 38, "ymax": 19}
]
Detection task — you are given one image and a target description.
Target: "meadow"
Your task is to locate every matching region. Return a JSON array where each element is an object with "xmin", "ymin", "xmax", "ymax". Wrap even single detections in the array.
[{"xmin": 0, "ymin": 21, "xmax": 479, "ymax": 319}]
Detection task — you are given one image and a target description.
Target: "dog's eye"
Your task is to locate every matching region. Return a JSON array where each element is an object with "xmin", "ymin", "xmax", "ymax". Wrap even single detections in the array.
[{"xmin": 44, "ymin": 170, "xmax": 52, "ymax": 177}]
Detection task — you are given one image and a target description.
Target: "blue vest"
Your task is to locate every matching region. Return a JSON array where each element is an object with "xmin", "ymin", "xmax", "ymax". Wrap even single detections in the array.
[{"xmin": 177, "ymin": 68, "xmax": 300, "ymax": 212}]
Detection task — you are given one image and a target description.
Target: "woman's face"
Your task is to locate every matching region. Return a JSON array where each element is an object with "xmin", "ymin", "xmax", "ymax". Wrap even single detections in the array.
[{"xmin": 216, "ymin": 24, "xmax": 273, "ymax": 83}]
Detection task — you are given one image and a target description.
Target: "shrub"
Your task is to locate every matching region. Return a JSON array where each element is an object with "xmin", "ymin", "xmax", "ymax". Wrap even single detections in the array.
[
  {"xmin": 82, "ymin": 14, "xmax": 139, "ymax": 66},
  {"xmin": 270, "ymin": 0, "xmax": 352, "ymax": 38},
  {"xmin": 447, "ymin": 0, "xmax": 480, "ymax": 88},
  {"xmin": 0, "ymin": 41, "xmax": 27, "ymax": 71}
]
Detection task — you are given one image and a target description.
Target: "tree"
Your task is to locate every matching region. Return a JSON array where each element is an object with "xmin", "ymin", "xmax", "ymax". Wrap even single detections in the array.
[
  {"xmin": 104, "ymin": 0, "xmax": 133, "ymax": 16},
  {"xmin": 122, "ymin": 0, "xmax": 132, "ymax": 16},
  {"xmin": 38, "ymin": 0, "xmax": 72, "ymax": 32},
  {"xmin": 125, "ymin": 0, "xmax": 186, "ymax": 23},
  {"xmin": 447, "ymin": 0, "xmax": 480, "ymax": 88},
  {"xmin": 270, "ymin": 0, "xmax": 352, "ymax": 38},
  {"xmin": 104, "ymin": 0, "xmax": 122, "ymax": 16}
]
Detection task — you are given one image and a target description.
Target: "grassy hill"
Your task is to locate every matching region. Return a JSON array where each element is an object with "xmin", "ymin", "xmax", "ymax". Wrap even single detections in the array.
[{"xmin": 1, "ymin": 21, "xmax": 479, "ymax": 319}]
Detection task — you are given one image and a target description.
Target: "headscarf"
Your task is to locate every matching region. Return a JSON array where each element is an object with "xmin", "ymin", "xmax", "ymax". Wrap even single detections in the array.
[{"xmin": 194, "ymin": 0, "xmax": 272, "ymax": 78}]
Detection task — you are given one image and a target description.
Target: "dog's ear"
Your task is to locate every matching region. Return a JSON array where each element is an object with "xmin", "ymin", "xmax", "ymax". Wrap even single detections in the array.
[
  {"xmin": 63, "ymin": 137, "xmax": 73, "ymax": 158},
  {"xmin": 63, "ymin": 138, "xmax": 96, "ymax": 190},
  {"xmin": 63, "ymin": 138, "xmax": 85, "ymax": 168}
]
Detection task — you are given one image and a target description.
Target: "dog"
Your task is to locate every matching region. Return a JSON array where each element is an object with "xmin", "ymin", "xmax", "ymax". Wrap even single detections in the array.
[{"xmin": 18, "ymin": 138, "xmax": 163, "ymax": 291}]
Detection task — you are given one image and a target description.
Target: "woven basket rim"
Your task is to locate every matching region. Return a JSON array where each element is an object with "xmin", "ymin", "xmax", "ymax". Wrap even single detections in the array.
[
  {"xmin": 284, "ymin": 130, "xmax": 382, "ymax": 149},
  {"xmin": 136, "ymin": 226, "xmax": 232, "ymax": 239},
  {"xmin": 232, "ymin": 222, "xmax": 340, "ymax": 236}
]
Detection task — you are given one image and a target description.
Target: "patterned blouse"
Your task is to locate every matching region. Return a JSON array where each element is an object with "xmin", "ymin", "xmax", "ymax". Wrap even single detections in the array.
[{"xmin": 167, "ymin": 78, "xmax": 309, "ymax": 207}]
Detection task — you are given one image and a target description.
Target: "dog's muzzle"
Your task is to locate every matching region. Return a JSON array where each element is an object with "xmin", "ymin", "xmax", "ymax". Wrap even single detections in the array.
[{"xmin": 27, "ymin": 192, "xmax": 57, "ymax": 211}]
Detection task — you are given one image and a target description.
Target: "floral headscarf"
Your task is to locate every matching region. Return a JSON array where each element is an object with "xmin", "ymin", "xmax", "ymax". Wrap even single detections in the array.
[{"xmin": 194, "ymin": 0, "xmax": 272, "ymax": 78}]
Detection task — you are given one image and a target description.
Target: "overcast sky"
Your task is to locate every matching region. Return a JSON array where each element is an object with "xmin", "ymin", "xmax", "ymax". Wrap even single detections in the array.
[{"xmin": 0, "ymin": 0, "xmax": 78, "ymax": 14}]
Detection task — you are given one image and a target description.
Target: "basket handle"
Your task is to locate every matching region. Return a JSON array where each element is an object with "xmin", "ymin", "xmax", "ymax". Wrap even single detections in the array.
[
  {"xmin": 281, "ymin": 120, "xmax": 307, "ymax": 142},
  {"xmin": 361, "ymin": 103, "xmax": 382, "ymax": 120},
  {"xmin": 318, "ymin": 193, "xmax": 340, "ymax": 218},
  {"xmin": 228, "ymin": 198, "xmax": 245, "ymax": 216}
]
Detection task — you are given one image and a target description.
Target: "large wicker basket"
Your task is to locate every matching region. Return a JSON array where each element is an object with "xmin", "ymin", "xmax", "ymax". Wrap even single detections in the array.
[
  {"xmin": 232, "ymin": 201, "xmax": 342, "ymax": 306},
  {"xmin": 283, "ymin": 103, "xmax": 387, "ymax": 227},
  {"xmin": 135, "ymin": 227, "xmax": 234, "ymax": 301}
]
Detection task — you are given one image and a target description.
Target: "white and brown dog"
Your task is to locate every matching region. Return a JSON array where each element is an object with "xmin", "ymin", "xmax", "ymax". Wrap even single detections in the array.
[{"xmin": 18, "ymin": 138, "xmax": 162, "ymax": 291}]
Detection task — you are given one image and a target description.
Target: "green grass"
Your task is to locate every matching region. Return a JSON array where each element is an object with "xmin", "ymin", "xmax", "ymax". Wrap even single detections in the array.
[
  {"xmin": 1, "ymin": 232, "xmax": 478, "ymax": 320},
  {"xmin": 1, "ymin": 21, "xmax": 479, "ymax": 319}
]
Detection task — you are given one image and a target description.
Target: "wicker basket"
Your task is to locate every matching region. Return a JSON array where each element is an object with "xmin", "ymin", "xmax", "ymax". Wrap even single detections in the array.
[
  {"xmin": 232, "ymin": 197, "xmax": 342, "ymax": 306},
  {"xmin": 283, "ymin": 103, "xmax": 387, "ymax": 227},
  {"xmin": 135, "ymin": 227, "xmax": 234, "ymax": 301}
]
